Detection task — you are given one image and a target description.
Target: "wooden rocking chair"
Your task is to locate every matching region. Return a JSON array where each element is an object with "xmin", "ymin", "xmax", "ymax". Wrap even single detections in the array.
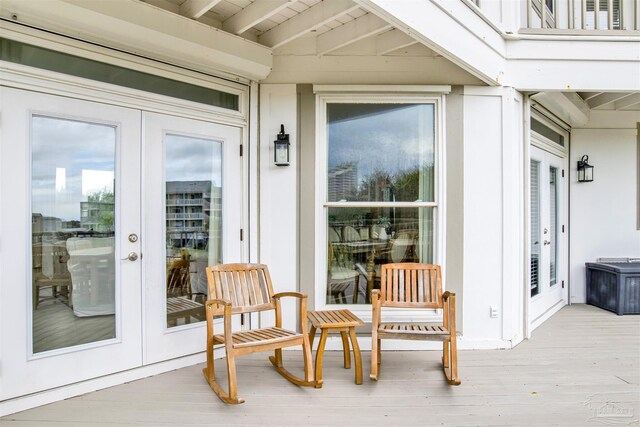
[
  {"xmin": 370, "ymin": 263, "xmax": 461, "ymax": 385},
  {"xmin": 203, "ymin": 263, "xmax": 316, "ymax": 404}
]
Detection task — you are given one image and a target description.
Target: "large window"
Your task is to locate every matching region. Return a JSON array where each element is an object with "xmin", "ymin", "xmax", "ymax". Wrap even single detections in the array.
[{"xmin": 318, "ymin": 94, "xmax": 443, "ymax": 309}]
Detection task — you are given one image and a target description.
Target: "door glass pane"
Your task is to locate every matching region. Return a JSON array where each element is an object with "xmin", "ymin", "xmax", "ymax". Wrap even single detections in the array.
[
  {"xmin": 530, "ymin": 160, "xmax": 541, "ymax": 297},
  {"xmin": 549, "ymin": 166, "xmax": 558, "ymax": 286},
  {"xmin": 327, "ymin": 104, "xmax": 435, "ymax": 202},
  {"xmin": 31, "ymin": 115, "xmax": 116, "ymax": 353},
  {"xmin": 165, "ymin": 134, "xmax": 221, "ymax": 327},
  {"xmin": 326, "ymin": 206, "xmax": 433, "ymax": 305}
]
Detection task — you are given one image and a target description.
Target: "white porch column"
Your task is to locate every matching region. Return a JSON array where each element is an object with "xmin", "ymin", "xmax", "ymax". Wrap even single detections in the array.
[
  {"xmin": 259, "ymin": 84, "xmax": 298, "ymax": 330},
  {"xmin": 460, "ymin": 86, "xmax": 525, "ymax": 348}
]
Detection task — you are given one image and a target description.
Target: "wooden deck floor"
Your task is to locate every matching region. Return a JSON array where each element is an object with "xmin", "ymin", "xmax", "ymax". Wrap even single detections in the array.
[{"xmin": 3, "ymin": 304, "xmax": 639, "ymax": 426}]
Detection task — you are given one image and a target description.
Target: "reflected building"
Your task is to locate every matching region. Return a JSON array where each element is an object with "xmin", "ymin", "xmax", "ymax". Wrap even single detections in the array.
[
  {"xmin": 166, "ymin": 180, "xmax": 221, "ymax": 251},
  {"xmin": 328, "ymin": 162, "xmax": 357, "ymax": 201},
  {"xmin": 80, "ymin": 200, "xmax": 114, "ymax": 232}
]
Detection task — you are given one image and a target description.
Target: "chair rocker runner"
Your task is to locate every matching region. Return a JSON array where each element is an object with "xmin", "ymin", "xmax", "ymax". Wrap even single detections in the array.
[
  {"xmin": 203, "ymin": 263, "xmax": 316, "ymax": 404},
  {"xmin": 370, "ymin": 263, "xmax": 461, "ymax": 385}
]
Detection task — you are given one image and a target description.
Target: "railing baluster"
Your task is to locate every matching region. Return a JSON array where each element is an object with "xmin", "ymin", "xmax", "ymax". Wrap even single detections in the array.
[
  {"xmin": 582, "ymin": 0, "xmax": 587, "ymax": 29},
  {"xmin": 607, "ymin": 0, "xmax": 613, "ymax": 29},
  {"xmin": 568, "ymin": 0, "xmax": 574, "ymax": 29},
  {"xmin": 527, "ymin": 0, "xmax": 533, "ymax": 28},
  {"xmin": 594, "ymin": 0, "xmax": 600, "ymax": 29},
  {"xmin": 541, "ymin": 0, "xmax": 547, "ymax": 28}
]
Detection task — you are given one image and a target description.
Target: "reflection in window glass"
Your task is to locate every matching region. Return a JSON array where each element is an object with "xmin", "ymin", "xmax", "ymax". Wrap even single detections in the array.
[
  {"xmin": 165, "ymin": 134, "xmax": 222, "ymax": 327},
  {"xmin": 31, "ymin": 115, "xmax": 116, "ymax": 353},
  {"xmin": 325, "ymin": 102, "xmax": 437, "ymax": 306},
  {"xmin": 327, "ymin": 207, "xmax": 433, "ymax": 305},
  {"xmin": 327, "ymin": 104, "xmax": 435, "ymax": 202}
]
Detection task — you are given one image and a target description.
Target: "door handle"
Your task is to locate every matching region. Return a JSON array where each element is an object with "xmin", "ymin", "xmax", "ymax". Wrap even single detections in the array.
[{"xmin": 122, "ymin": 252, "xmax": 139, "ymax": 261}]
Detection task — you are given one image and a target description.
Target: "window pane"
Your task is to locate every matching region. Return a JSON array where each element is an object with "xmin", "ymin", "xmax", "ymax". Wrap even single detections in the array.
[
  {"xmin": 31, "ymin": 115, "xmax": 116, "ymax": 353},
  {"xmin": 326, "ymin": 206, "xmax": 433, "ymax": 305},
  {"xmin": 530, "ymin": 160, "xmax": 541, "ymax": 297},
  {"xmin": 327, "ymin": 103, "xmax": 435, "ymax": 202},
  {"xmin": 549, "ymin": 166, "xmax": 558, "ymax": 286},
  {"xmin": 165, "ymin": 134, "xmax": 221, "ymax": 327},
  {"xmin": 531, "ymin": 118, "xmax": 564, "ymax": 147},
  {"xmin": 1, "ymin": 38, "xmax": 239, "ymax": 111}
]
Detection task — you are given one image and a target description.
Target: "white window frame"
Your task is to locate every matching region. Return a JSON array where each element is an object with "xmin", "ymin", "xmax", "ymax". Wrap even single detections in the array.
[{"xmin": 313, "ymin": 86, "xmax": 448, "ymax": 322}]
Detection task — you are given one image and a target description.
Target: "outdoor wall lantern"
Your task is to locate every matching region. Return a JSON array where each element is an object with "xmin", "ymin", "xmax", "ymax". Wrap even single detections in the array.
[
  {"xmin": 577, "ymin": 155, "xmax": 594, "ymax": 182},
  {"xmin": 274, "ymin": 124, "xmax": 290, "ymax": 166}
]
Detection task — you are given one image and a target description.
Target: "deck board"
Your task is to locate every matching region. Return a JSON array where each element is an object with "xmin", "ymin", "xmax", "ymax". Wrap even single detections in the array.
[{"xmin": 3, "ymin": 304, "xmax": 639, "ymax": 426}]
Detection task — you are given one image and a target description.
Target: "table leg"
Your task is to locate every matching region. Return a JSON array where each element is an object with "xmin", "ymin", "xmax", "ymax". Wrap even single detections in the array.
[
  {"xmin": 314, "ymin": 328, "xmax": 328, "ymax": 389},
  {"xmin": 340, "ymin": 331, "xmax": 351, "ymax": 369},
  {"xmin": 348, "ymin": 326, "xmax": 363, "ymax": 385},
  {"xmin": 309, "ymin": 326, "xmax": 316, "ymax": 349}
]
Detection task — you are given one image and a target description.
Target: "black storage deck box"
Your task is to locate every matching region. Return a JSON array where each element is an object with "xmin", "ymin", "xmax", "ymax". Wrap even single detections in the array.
[{"xmin": 585, "ymin": 261, "xmax": 640, "ymax": 315}]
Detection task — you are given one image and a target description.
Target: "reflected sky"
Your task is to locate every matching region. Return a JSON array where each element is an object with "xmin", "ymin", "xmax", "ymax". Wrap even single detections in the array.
[
  {"xmin": 32, "ymin": 116, "xmax": 115, "ymax": 222},
  {"xmin": 327, "ymin": 103, "xmax": 435, "ymax": 181},
  {"xmin": 165, "ymin": 134, "xmax": 221, "ymax": 184}
]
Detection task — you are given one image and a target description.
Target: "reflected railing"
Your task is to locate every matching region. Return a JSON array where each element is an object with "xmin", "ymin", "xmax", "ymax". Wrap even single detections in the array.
[{"xmin": 523, "ymin": 0, "xmax": 640, "ymax": 31}]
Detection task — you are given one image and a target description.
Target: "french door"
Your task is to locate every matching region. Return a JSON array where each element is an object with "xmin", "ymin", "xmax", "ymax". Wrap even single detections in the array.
[
  {"xmin": 142, "ymin": 112, "xmax": 242, "ymax": 364},
  {"xmin": 529, "ymin": 146, "xmax": 568, "ymax": 327},
  {"xmin": 0, "ymin": 88, "xmax": 243, "ymax": 400}
]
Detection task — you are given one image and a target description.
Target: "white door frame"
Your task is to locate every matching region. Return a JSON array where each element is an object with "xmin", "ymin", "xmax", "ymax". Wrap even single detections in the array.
[
  {"xmin": 0, "ymin": 87, "xmax": 143, "ymax": 400},
  {"xmin": 527, "ymin": 112, "xmax": 570, "ymax": 333},
  {"xmin": 142, "ymin": 111, "xmax": 244, "ymax": 364},
  {"xmin": 0, "ymin": 57, "xmax": 250, "ymax": 412}
]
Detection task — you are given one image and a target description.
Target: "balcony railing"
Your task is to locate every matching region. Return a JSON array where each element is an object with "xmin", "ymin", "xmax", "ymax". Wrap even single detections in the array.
[
  {"xmin": 166, "ymin": 198, "xmax": 203, "ymax": 206},
  {"xmin": 524, "ymin": 0, "xmax": 640, "ymax": 31},
  {"xmin": 166, "ymin": 213, "xmax": 205, "ymax": 220}
]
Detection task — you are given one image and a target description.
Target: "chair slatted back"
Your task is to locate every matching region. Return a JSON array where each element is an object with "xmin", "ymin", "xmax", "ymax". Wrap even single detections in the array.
[
  {"xmin": 206, "ymin": 263, "xmax": 275, "ymax": 315},
  {"xmin": 379, "ymin": 263, "xmax": 443, "ymax": 308},
  {"xmin": 167, "ymin": 258, "xmax": 192, "ymax": 298}
]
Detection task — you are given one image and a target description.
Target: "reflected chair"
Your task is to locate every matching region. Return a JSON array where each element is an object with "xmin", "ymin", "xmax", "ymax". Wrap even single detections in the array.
[
  {"xmin": 166, "ymin": 258, "xmax": 192, "ymax": 298},
  {"xmin": 32, "ymin": 242, "xmax": 72, "ymax": 309},
  {"xmin": 370, "ymin": 263, "xmax": 460, "ymax": 385},
  {"xmin": 166, "ymin": 257, "xmax": 204, "ymax": 326},
  {"xmin": 327, "ymin": 242, "xmax": 363, "ymax": 304},
  {"xmin": 387, "ymin": 230, "xmax": 418, "ymax": 263},
  {"xmin": 203, "ymin": 263, "xmax": 316, "ymax": 404}
]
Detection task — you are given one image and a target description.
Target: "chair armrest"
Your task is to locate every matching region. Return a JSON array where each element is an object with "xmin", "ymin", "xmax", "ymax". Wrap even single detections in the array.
[
  {"xmin": 272, "ymin": 291, "xmax": 307, "ymax": 300},
  {"xmin": 205, "ymin": 298, "xmax": 232, "ymax": 309},
  {"xmin": 370, "ymin": 290, "xmax": 382, "ymax": 327},
  {"xmin": 441, "ymin": 291, "xmax": 457, "ymax": 334},
  {"xmin": 272, "ymin": 292, "xmax": 308, "ymax": 333}
]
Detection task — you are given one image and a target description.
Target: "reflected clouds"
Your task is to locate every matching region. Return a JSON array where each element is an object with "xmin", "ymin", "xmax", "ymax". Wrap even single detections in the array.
[
  {"xmin": 32, "ymin": 116, "xmax": 115, "ymax": 222},
  {"xmin": 165, "ymin": 134, "xmax": 222, "ymax": 184},
  {"xmin": 328, "ymin": 103, "xmax": 435, "ymax": 181}
]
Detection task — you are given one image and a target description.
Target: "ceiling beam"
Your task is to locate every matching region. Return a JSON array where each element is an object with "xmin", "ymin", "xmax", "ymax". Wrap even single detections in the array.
[
  {"xmin": 375, "ymin": 29, "xmax": 417, "ymax": 55},
  {"xmin": 614, "ymin": 93, "xmax": 640, "ymax": 110},
  {"xmin": 223, "ymin": 0, "xmax": 292, "ymax": 34},
  {"xmin": 259, "ymin": 0, "xmax": 359, "ymax": 49},
  {"xmin": 316, "ymin": 13, "xmax": 391, "ymax": 55},
  {"xmin": 577, "ymin": 91, "xmax": 602, "ymax": 101},
  {"xmin": 588, "ymin": 92, "xmax": 634, "ymax": 109},
  {"xmin": 179, "ymin": 0, "xmax": 222, "ymax": 19}
]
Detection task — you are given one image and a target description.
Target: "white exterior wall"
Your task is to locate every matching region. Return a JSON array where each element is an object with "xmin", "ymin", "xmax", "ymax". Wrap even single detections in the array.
[
  {"xmin": 461, "ymin": 87, "xmax": 525, "ymax": 348},
  {"xmin": 570, "ymin": 111, "xmax": 640, "ymax": 303},
  {"xmin": 258, "ymin": 84, "xmax": 299, "ymax": 330}
]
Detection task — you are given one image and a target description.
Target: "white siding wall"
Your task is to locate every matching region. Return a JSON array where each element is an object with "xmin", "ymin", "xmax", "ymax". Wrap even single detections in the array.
[
  {"xmin": 570, "ymin": 111, "xmax": 640, "ymax": 303},
  {"xmin": 461, "ymin": 87, "xmax": 525, "ymax": 348},
  {"xmin": 259, "ymin": 84, "xmax": 299, "ymax": 330}
]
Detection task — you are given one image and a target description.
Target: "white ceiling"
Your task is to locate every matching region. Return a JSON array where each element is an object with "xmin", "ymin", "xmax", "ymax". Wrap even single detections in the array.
[
  {"xmin": 137, "ymin": 0, "xmax": 639, "ymax": 102},
  {"xmin": 577, "ymin": 92, "xmax": 640, "ymax": 111},
  {"xmin": 141, "ymin": 0, "xmax": 434, "ymax": 57}
]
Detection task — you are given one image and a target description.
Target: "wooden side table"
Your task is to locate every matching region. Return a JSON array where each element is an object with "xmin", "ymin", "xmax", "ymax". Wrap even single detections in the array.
[{"xmin": 307, "ymin": 309, "xmax": 364, "ymax": 388}]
